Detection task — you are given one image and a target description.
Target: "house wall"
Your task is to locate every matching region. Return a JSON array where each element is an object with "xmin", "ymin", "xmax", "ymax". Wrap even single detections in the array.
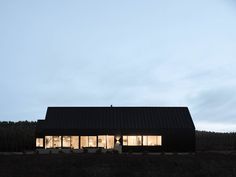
[{"xmin": 162, "ymin": 129, "xmax": 195, "ymax": 152}]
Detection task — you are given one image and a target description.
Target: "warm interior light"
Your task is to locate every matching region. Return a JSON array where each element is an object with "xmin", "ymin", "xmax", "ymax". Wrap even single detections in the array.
[
  {"xmin": 157, "ymin": 136, "xmax": 162, "ymax": 146},
  {"xmin": 71, "ymin": 136, "xmax": 79, "ymax": 149},
  {"xmin": 106, "ymin": 135, "xmax": 114, "ymax": 149},
  {"xmin": 45, "ymin": 136, "xmax": 61, "ymax": 148},
  {"xmin": 36, "ymin": 138, "xmax": 43, "ymax": 147},
  {"xmin": 88, "ymin": 136, "xmax": 97, "ymax": 147},
  {"xmin": 43, "ymin": 135, "xmax": 162, "ymax": 149},
  {"xmin": 80, "ymin": 136, "xmax": 97, "ymax": 148},
  {"xmin": 148, "ymin": 136, "xmax": 157, "ymax": 146},
  {"xmin": 53, "ymin": 136, "xmax": 61, "ymax": 148},
  {"xmin": 62, "ymin": 136, "xmax": 71, "ymax": 147},
  {"xmin": 127, "ymin": 136, "xmax": 142, "ymax": 146},
  {"xmin": 115, "ymin": 135, "xmax": 121, "ymax": 141},
  {"xmin": 143, "ymin": 136, "xmax": 148, "ymax": 146},
  {"xmin": 80, "ymin": 136, "xmax": 88, "ymax": 148},
  {"xmin": 123, "ymin": 136, "xmax": 128, "ymax": 145},
  {"xmin": 45, "ymin": 136, "xmax": 53, "ymax": 148},
  {"xmin": 123, "ymin": 135, "xmax": 162, "ymax": 146},
  {"xmin": 98, "ymin": 135, "xmax": 106, "ymax": 148}
]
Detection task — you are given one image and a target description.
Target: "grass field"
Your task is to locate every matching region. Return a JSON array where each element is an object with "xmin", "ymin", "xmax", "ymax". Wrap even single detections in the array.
[{"xmin": 0, "ymin": 152, "xmax": 236, "ymax": 177}]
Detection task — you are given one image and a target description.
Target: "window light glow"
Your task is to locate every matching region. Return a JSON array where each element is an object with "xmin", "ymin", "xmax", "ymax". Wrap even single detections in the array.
[
  {"xmin": 98, "ymin": 135, "xmax": 106, "ymax": 148},
  {"xmin": 123, "ymin": 135, "xmax": 162, "ymax": 146},
  {"xmin": 36, "ymin": 138, "xmax": 43, "ymax": 147},
  {"xmin": 88, "ymin": 136, "xmax": 97, "ymax": 147},
  {"xmin": 127, "ymin": 136, "xmax": 142, "ymax": 146},
  {"xmin": 71, "ymin": 136, "xmax": 79, "ymax": 149},
  {"xmin": 62, "ymin": 136, "xmax": 71, "ymax": 147},
  {"xmin": 45, "ymin": 136, "xmax": 62, "ymax": 148},
  {"xmin": 107, "ymin": 135, "xmax": 114, "ymax": 149}
]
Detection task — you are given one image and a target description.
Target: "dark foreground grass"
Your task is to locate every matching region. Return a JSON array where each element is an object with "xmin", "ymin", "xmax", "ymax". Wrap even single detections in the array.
[{"xmin": 0, "ymin": 152, "xmax": 236, "ymax": 177}]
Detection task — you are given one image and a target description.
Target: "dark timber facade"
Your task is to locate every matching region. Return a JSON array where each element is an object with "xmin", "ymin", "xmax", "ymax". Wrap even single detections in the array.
[{"xmin": 35, "ymin": 107, "xmax": 195, "ymax": 152}]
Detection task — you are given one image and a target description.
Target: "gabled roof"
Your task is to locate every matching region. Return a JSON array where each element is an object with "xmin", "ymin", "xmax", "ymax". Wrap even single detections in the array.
[{"xmin": 36, "ymin": 107, "xmax": 195, "ymax": 135}]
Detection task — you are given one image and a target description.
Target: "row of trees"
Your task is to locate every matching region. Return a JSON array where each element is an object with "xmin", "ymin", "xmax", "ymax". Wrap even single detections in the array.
[
  {"xmin": 0, "ymin": 121, "xmax": 236, "ymax": 152},
  {"xmin": 196, "ymin": 130, "xmax": 236, "ymax": 151},
  {"xmin": 0, "ymin": 121, "xmax": 36, "ymax": 152}
]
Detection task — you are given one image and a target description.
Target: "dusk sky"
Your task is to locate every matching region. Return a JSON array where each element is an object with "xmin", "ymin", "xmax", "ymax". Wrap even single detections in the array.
[{"xmin": 0, "ymin": 0, "xmax": 236, "ymax": 132}]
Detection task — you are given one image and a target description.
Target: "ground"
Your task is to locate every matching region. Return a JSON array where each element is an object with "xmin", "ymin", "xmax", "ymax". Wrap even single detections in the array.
[{"xmin": 0, "ymin": 152, "xmax": 236, "ymax": 177}]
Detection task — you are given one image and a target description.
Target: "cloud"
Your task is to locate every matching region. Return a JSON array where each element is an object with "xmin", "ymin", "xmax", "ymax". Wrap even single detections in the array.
[
  {"xmin": 195, "ymin": 121, "xmax": 236, "ymax": 132},
  {"xmin": 188, "ymin": 87, "xmax": 236, "ymax": 123}
]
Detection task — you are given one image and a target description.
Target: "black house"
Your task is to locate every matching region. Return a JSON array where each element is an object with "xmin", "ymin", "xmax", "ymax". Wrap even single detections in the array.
[{"xmin": 35, "ymin": 106, "xmax": 195, "ymax": 152}]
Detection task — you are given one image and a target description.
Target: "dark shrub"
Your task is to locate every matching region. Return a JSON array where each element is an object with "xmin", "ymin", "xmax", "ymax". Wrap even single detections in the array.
[
  {"xmin": 96, "ymin": 148, "xmax": 102, "ymax": 154},
  {"xmin": 83, "ymin": 148, "xmax": 88, "ymax": 153},
  {"xmin": 112, "ymin": 149, "xmax": 118, "ymax": 154},
  {"xmin": 59, "ymin": 150, "xmax": 64, "ymax": 154}
]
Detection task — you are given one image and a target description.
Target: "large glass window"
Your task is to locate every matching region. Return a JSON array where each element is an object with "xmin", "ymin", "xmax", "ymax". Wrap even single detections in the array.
[
  {"xmin": 62, "ymin": 136, "xmax": 71, "ymax": 147},
  {"xmin": 45, "ymin": 136, "xmax": 53, "ymax": 148},
  {"xmin": 97, "ymin": 135, "xmax": 114, "ymax": 149},
  {"xmin": 157, "ymin": 136, "xmax": 162, "ymax": 146},
  {"xmin": 44, "ymin": 135, "xmax": 161, "ymax": 148},
  {"xmin": 62, "ymin": 136, "xmax": 79, "ymax": 149},
  {"xmin": 143, "ymin": 136, "xmax": 148, "ymax": 146},
  {"xmin": 127, "ymin": 136, "xmax": 142, "ymax": 146},
  {"xmin": 147, "ymin": 136, "xmax": 157, "ymax": 146},
  {"xmin": 143, "ymin": 136, "xmax": 162, "ymax": 146},
  {"xmin": 122, "ymin": 136, "xmax": 142, "ymax": 146},
  {"xmin": 53, "ymin": 136, "xmax": 61, "ymax": 148},
  {"xmin": 88, "ymin": 136, "xmax": 97, "ymax": 147},
  {"xmin": 98, "ymin": 135, "xmax": 106, "ymax": 148},
  {"xmin": 80, "ymin": 136, "xmax": 97, "ymax": 148},
  {"xmin": 123, "ymin": 136, "xmax": 128, "ymax": 145},
  {"xmin": 80, "ymin": 136, "xmax": 88, "ymax": 148},
  {"xmin": 107, "ymin": 136, "xmax": 114, "ymax": 149},
  {"xmin": 71, "ymin": 136, "xmax": 79, "ymax": 149},
  {"xmin": 123, "ymin": 135, "xmax": 162, "ymax": 146},
  {"xmin": 36, "ymin": 138, "xmax": 43, "ymax": 147},
  {"xmin": 45, "ymin": 136, "xmax": 61, "ymax": 148}
]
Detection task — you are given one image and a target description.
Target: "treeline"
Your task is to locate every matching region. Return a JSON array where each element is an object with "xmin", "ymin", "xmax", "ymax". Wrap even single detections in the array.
[
  {"xmin": 196, "ymin": 131, "xmax": 236, "ymax": 151},
  {"xmin": 0, "ymin": 121, "xmax": 36, "ymax": 152},
  {"xmin": 0, "ymin": 121, "xmax": 236, "ymax": 152}
]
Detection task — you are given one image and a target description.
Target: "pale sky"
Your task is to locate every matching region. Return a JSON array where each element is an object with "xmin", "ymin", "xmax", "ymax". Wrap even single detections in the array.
[{"xmin": 0, "ymin": 0, "xmax": 236, "ymax": 132}]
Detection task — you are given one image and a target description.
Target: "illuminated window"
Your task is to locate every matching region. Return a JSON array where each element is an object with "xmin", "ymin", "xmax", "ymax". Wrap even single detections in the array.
[
  {"xmin": 107, "ymin": 135, "xmax": 114, "ymax": 149},
  {"xmin": 128, "ymin": 136, "xmax": 142, "ymax": 146},
  {"xmin": 80, "ymin": 136, "xmax": 88, "ymax": 148},
  {"xmin": 71, "ymin": 136, "xmax": 79, "ymax": 149},
  {"xmin": 143, "ymin": 136, "xmax": 162, "ymax": 146},
  {"xmin": 123, "ymin": 136, "xmax": 128, "ymax": 145},
  {"xmin": 157, "ymin": 136, "xmax": 162, "ymax": 146},
  {"xmin": 98, "ymin": 135, "xmax": 106, "ymax": 148},
  {"xmin": 53, "ymin": 136, "xmax": 61, "ymax": 148},
  {"xmin": 88, "ymin": 136, "xmax": 97, "ymax": 147},
  {"xmin": 97, "ymin": 135, "xmax": 114, "ymax": 149},
  {"xmin": 36, "ymin": 138, "xmax": 43, "ymax": 147},
  {"xmin": 123, "ymin": 135, "xmax": 162, "ymax": 146},
  {"xmin": 148, "ymin": 136, "xmax": 157, "ymax": 146},
  {"xmin": 45, "ymin": 136, "xmax": 53, "ymax": 148},
  {"xmin": 123, "ymin": 136, "xmax": 142, "ymax": 146},
  {"xmin": 45, "ymin": 136, "xmax": 61, "ymax": 148},
  {"xmin": 80, "ymin": 136, "xmax": 97, "ymax": 148},
  {"xmin": 62, "ymin": 136, "xmax": 71, "ymax": 147},
  {"xmin": 62, "ymin": 136, "xmax": 79, "ymax": 149},
  {"xmin": 143, "ymin": 136, "xmax": 148, "ymax": 146}
]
